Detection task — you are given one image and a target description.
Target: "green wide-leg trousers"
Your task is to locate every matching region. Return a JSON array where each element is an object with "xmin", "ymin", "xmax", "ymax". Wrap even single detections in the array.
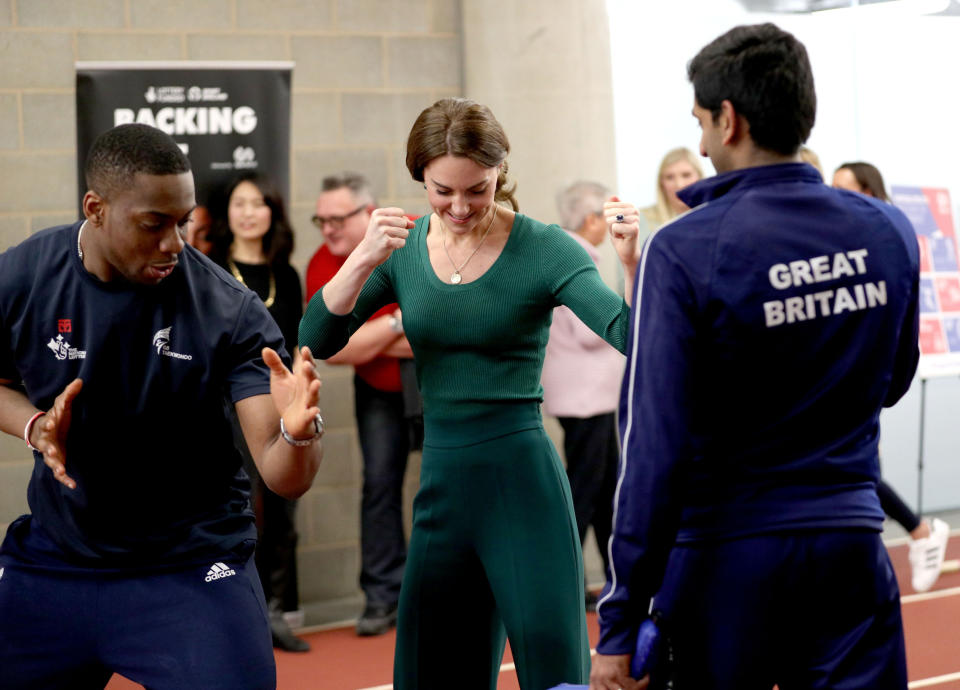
[{"xmin": 393, "ymin": 420, "xmax": 591, "ymax": 690}]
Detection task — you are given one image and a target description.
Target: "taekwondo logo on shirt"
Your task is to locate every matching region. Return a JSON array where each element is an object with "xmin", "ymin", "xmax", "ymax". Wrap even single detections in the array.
[
  {"xmin": 47, "ymin": 334, "xmax": 86, "ymax": 361},
  {"xmin": 152, "ymin": 327, "xmax": 193, "ymax": 361}
]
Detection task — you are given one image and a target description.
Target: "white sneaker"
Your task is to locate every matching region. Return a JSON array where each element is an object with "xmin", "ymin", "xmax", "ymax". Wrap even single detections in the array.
[{"xmin": 908, "ymin": 518, "xmax": 950, "ymax": 592}]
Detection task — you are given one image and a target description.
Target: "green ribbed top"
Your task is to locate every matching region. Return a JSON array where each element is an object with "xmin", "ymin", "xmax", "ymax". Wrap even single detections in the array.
[{"xmin": 299, "ymin": 213, "xmax": 629, "ymax": 431}]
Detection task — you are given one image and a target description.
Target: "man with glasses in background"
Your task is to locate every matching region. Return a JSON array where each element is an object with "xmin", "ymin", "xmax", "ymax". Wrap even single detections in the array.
[{"xmin": 305, "ymin": 172, "xmax": 418, "ymax": 636}]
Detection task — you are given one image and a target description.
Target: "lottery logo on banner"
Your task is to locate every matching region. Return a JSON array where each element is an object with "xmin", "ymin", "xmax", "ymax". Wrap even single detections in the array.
[
  {"xmin": 75, "ymin": 61, "xmax": 292, "ymax": 209},
  {"xmin": 891, "ymin": 185, "xmax": 960, "ymax": 378}
]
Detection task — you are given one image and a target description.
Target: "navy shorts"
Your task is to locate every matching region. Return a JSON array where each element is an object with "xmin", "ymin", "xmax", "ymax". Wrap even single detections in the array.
[
  {"xmin": 0, "ymin": 554, "xmax": 275, "ymax": 690},
  {"xmin": 649, "ymin": 530, "xmax": 906, "ymax": 690}
]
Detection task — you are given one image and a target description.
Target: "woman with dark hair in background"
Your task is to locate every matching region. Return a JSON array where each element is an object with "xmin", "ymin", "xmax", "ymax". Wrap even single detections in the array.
[
  {"xmin": 832, "ymin": 161, "xmax": 890, "ymax": 201},
  {"xmin": 209, "ymin": 172, "xmax": 311, "ymax": 650},
  {"xmin": 300, "ymin": 97, "xmax": 639, "ymax": 689},
  {"xmin": 832, "ymin": 160, "xmax": 950, "ymax": 592}
]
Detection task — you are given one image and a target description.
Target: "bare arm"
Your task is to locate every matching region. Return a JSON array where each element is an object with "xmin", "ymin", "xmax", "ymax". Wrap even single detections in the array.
[
  {"xmin": 235, "ymin": 346, "xmax": 323, "ymax": 499},
  {"xmin": 0, "ymin": 378, "xmax": 82, "ymax": 489},
  {"xmin": 382, "ymin": 336, "xmax": 413, "ymax": 359},
  {"xmin": 0, "ymin": 380, "xmax": 39, "ymax": 440}
]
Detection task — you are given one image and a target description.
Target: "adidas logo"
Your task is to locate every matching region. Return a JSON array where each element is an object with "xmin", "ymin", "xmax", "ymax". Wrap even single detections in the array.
[{"xmin": 204, "ymin": 562, "xmax": 236, "ymax": 582}]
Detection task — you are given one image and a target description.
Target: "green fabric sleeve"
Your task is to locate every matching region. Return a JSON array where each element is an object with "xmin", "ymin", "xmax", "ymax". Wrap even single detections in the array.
[
  {"xmin": 540, "ymin": 224, "xmax": 630, "ymax": 354},
  {"xmin": 298, "ymin": 263, "xmax": 395, "ymax": 359}
]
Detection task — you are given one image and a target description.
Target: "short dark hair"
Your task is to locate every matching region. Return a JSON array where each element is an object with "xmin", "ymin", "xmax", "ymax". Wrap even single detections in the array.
[
  {"xmin": 688, "ymin": 23, "xmax": 816, "ymax": 156},
  {"xmin": 208, "ymin": 171, "xmax": 295, "ymax": 267},
  {"xmin": 836, "ymin": 161, "xmax": 888, "ymax": 202},
  {"xmin": 84, "ymin": 123, "xmax": 191, "ymax": 199}
]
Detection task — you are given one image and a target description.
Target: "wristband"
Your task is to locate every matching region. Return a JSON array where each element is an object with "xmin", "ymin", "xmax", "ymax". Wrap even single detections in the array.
[
  {"xmin": 389, "ymin": 314, "xmax": 403, "ymax": 334},
  {"xmin": 24, "ymin": 411, "xmax": 45, "ymax": 451},
  {"xmin": 280, "ymin": 413, "xmax": 324, "ymax": 446}
]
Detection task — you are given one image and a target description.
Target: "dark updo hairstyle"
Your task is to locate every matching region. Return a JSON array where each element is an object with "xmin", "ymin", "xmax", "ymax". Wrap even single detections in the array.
[
  {"xmin": 208, "ymin": 171, "xmax": 295, "ymax": 267},
  {"xmin": 836, "ymin": 161, "xmax": 888, "ymax": 202},
  {"xmin": 405, "ymin": 97, "xmax": 519, "ymax": 211}
]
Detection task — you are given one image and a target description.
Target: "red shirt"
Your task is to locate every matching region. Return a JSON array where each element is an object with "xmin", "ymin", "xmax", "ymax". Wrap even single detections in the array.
[{"xmin": 305, "ymin": 244, "xmax": 402, "ymax": 392}]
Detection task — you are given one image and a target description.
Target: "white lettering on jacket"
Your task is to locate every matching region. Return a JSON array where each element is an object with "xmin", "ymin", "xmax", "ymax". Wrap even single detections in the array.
[{"xmin": 763, "ymin": 249, "xmax": 886, "ymax": 327}]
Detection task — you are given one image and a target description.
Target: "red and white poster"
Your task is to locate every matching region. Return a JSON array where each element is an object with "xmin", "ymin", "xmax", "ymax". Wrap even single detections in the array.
[{"xmin": 891, "ymin": 186, "xmax": 960, "ymax": 378}]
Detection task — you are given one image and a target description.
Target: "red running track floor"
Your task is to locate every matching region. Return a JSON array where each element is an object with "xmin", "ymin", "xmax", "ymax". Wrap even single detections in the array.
[{"xmin": 105, "ymin": 537, "xmax": 960, "ymax": 689}]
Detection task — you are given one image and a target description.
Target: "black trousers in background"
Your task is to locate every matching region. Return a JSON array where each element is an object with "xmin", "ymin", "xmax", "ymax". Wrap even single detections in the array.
[
  {"xmin": 241, "ymin": 450, "xmax": 301, "ymax": 613},
  {"xmin": 354, "ymin": 375, "xmax": 412, "ymax": 606},
  {"xmin": 250, "ymin": 478, "xmax": 301, "ymax": 612},
  {"xmin": 229, "ymin": 400, "xmax": 301, "ymax": 612},
  {"xmin": 877, "ymin": 479, "xmax": 921, "ymax": 534},
  {"xmin": 558, "ymin": 412, "xmax": 619, "ymax": 576}
]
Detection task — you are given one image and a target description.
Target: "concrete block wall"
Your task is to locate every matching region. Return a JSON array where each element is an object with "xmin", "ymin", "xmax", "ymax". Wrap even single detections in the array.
[
  {"xmin": 0, "ymin": 0, "xmax": 461, "ymax": 609},
  {"xmin": 0, "ymin": 0, "xmax": 620, "ymax": 610}
]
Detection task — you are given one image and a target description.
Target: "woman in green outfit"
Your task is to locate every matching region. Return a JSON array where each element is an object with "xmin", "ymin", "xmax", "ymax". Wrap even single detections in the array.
[{"xmin": 299, "ymin": 98, "xmax": 639, "ymax": 690}]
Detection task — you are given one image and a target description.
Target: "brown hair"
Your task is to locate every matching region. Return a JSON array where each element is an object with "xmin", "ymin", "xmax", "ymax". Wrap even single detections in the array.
[
  {"xmin": 405, "ymin": 98, "xmax": 519, "ymax": 211},
  {"xmin": 836, "ymin": 161, "xmax": 888, "ymax": 202}
]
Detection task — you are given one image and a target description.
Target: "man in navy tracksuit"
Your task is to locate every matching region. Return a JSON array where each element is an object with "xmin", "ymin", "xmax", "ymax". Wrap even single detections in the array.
[
  {"xmin": 0, "ymin": 124, "xmax": 324, "ymax": 689},
  {"xmin": 591, "ymin": 24, "xmax": 918, "ymax": 690}
]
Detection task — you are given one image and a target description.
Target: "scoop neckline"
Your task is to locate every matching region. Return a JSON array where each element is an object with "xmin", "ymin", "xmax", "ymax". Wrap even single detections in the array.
[{"xmin": 417, "ymin": 210, "xmax": 520, "ymax": 290}]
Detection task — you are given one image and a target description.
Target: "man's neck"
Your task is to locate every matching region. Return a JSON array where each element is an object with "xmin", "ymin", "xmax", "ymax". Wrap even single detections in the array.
[
  {"xmin": 728, "ymin": 145, "xmax": 802, "ymax": 172},
  {"xmin": 78, "ymin": 219, "xmax": 116, "ymax": 282}
]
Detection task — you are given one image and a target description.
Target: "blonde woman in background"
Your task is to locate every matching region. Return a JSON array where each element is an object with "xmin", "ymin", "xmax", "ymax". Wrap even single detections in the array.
[
  {"xmin": 640, "ymin": 147, "xmax": 704, "ymax": 231},
  {"xmin": 799, "ymin": 145, "xmax": 824, "ymax": 179}
]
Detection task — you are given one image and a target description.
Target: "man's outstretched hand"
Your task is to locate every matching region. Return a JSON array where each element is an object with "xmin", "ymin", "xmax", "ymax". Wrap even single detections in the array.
[
  {"xmin": 31, "ymin": 378, "xmax": 83, "ymax": 490},
  {"xmin": 264, "ymin": 346, "xmax": 322, "ymax": 439}
]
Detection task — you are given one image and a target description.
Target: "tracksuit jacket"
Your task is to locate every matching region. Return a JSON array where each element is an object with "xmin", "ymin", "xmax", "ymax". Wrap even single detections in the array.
[{"xmin": 596, "ymin": 162, "xmax": 920, "ymax": 654}]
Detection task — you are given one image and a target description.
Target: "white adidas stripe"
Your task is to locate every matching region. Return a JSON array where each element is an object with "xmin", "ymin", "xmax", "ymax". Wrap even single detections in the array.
[
  {"xmin": 596, "ymin": 206, "xmax": 705, "ymax": 624},
  {"xmin": 597, "ymin": 222, "xmax": 654, "ymax": 621}
]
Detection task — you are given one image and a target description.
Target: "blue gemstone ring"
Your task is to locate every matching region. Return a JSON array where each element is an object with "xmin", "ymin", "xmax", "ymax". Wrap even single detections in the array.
[{"xmin": 616, "ymin": 214, "xmax": 624, "ymax": 222}]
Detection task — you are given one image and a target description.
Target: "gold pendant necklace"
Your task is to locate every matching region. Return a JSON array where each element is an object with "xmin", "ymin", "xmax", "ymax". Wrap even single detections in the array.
[
  {"xmin": 440, "ymin": 204, "xmax": 498, "ymax": 284},
  {"xmin": 227, "ymin": 257, "xmax": 276, "ymax": 308}
]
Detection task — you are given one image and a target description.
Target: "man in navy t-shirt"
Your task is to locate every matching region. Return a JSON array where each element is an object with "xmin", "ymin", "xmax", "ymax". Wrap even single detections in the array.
[
  {"xmin": 0, "ymin": 124, "xmax": 324, "ymax": 690},
  {"xmin": 592, "ymin": 24, "xmax": 918, "ymax": 690}
]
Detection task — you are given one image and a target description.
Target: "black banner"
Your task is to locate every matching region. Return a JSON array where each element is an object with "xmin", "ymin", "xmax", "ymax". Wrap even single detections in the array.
[{"xmin": 75, "ymin": 61, "xmax": 292, "ymax": 210}]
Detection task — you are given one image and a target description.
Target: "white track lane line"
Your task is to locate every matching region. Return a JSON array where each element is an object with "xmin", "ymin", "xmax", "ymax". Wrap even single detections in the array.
[
  {"xmin": 908, "ymin": 671, "xmax": 960, "ymax": 688},
  {"xmin": 901, "ymin": 584, "xmax": 960, "ymax": 604},
  {"xmin": 357, "ymin": 663, "xmax": 521, "ymax": 690}
]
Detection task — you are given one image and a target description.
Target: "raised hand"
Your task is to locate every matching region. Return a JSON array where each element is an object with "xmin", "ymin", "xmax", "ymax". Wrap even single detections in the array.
[
  {"xmin": 263, "ymin": 346, "xmax": 322, "ymax": 440},
  {"xmin": 604, "ymin": 195, "xmax": 641, "ymax": 268},
  {"xmin": 355, "ymin": 207, "xmax": 416, "ymax": 269},
  {"xmin": 31, "ymin": 378, "xmax": 83, "ymax": 490}
]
